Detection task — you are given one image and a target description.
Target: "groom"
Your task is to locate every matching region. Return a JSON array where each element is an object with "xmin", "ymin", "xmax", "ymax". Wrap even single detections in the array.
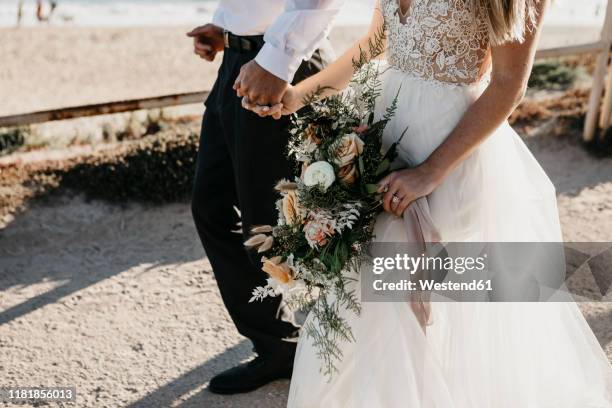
[{"xmin": 188, "ymin": 0, "xmax": 343, "ymax": 395}]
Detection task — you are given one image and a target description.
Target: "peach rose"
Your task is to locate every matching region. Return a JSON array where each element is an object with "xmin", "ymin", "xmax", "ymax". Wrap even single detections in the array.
[
  {"xmin": 261, "ymin": 256, "xmax": 294, "ymax": 284},
  {"xmin": 337, "ymin": 163, "xmax": 358, "ymax": 184},
  {"xmin": 333, "ymin": 133, "xmax": 365, "ymax": 168}
]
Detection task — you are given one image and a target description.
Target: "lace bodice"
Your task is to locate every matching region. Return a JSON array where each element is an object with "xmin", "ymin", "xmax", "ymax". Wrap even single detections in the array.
[{"xmin": 382, "ymin": 0, "xmax": 491, "ymax": 85}]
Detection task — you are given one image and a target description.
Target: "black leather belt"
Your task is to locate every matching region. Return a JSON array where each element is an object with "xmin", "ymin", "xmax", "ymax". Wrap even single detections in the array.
[{"xmin": 223, "ymin": 30, "xmax": 265, "ymax": 53}]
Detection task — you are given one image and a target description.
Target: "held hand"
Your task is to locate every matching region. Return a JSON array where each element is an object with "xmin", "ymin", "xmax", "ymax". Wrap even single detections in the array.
[
  {"xmin": 378, "ymin": 165, "xmax": 442, "ymax": 217},
  {"xmin": 242, "ymin": 85, "xmax": 304, "ymax": 119},
  {"xmin": 279, "ymin": 85, "xmax": 304, "ymax": 115},
  {"xmin": 186, "ymin": 24, "xmax": 224, "ymax": 62},
  {"xmin": 234, "ymin": 60, "xmax": 288, "ymax": 106}
]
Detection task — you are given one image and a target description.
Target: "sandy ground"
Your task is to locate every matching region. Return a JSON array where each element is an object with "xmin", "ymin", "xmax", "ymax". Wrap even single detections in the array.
[
  {"xmin": 0, "ymin": 132, "xmax": 610, "ymax": 408},
  {"xmin": 0, "ymin": 25, "xmax": 611, "ymax": 408}
]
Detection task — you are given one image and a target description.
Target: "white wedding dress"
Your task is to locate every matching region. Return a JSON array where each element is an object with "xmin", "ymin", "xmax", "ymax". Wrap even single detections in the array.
[{"xmin": 288, "ymin": 0, "xmax": 612, "ymax": 407}]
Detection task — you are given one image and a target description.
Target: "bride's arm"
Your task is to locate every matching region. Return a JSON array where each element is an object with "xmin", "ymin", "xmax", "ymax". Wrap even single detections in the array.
[
  {"xmin": 380, "ymin": 0, "xmax": 549, "ymax": 216},
  {"xmin": 291, "ymin": 2, "xmax": 386, "ymax": 105},
  {"xmin": 247, "ymin": 2, "xmax": 385, "ymax": 116}
]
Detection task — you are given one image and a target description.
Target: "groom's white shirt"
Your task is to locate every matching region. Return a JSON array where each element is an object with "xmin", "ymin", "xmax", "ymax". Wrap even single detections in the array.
[{"xmin": 212, "ymin": 0, "xmax": 344, "ymax": 82}]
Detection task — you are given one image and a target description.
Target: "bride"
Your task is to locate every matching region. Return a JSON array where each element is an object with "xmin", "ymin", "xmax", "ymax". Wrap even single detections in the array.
[{"xmin": 245, "ymin": 0, "xmax": 612, "ymax": 406}]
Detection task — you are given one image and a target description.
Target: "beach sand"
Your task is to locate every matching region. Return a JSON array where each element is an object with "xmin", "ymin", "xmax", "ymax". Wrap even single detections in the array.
[{"xmin": 0, "ymin": 25, "xmax": 611, "ymax": 408}]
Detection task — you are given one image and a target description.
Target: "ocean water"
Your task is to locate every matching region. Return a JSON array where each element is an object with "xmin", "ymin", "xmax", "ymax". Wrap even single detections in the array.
[{"xmin": 0, "ymin": 0, "xmax": 607, "ymax": 28}]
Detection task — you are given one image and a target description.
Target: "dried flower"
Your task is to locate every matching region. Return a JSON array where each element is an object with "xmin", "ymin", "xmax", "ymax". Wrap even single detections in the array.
[
  {"xmin": 304, "ymin": 212, "xmax": 336, "ymax": 248},
  {"xmin": 275, "ymin": 179, "xmax": 298, "ymax": 192},
  {"xmin": 282, "ymin": 190, "xmax": 304, "ymax": 225},
  {"xmin": 251, "ymin": 225, "xmax": 274, "ymax": 234},
  {"xmin": 261, "ymin": 256, "xmax": 294, "ymax": 284},
  {"xmin": 244, "ymin": 234, "xmax": 268, "ymax": 248},
  {"xmin": 258, "ymin": 236, "xmax": 275, "ymax": 253},
  {"xmin": 245, "ymin": 233, "xmax": 274, "ymax": 253}
]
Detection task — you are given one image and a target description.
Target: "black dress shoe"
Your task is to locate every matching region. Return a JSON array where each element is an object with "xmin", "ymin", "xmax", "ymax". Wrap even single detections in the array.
[{"xmin": 208, "ymin": 356, "xmax": 293, "ymax": 395}]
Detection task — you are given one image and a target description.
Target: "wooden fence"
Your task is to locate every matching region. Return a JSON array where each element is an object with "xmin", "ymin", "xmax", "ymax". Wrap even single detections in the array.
[
  {"xmin": 2, "ymin": 3, "xmax": 612, "ymax": 142},
  {"xmin": 0, "ymin": 91, "xmax": 209, "ymax": 128}
]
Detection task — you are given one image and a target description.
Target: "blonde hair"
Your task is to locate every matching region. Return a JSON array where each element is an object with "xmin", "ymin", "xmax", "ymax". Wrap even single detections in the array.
[{"xmin": 474, "ymin": 0, "xmax": 539, "ymax": 45}]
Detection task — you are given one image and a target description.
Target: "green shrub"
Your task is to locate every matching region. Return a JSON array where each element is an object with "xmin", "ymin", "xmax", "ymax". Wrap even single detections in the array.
[
  {"xmin": 0, "ymin": 127, "xmax": 27, "ymax": 156},
  {"xmin": 528, "ymin": 60, "xmax": 580, "ymax": 90},
  {"xmin": 56, "ymin": 129, "xmax": 199, "ymax": 203}
]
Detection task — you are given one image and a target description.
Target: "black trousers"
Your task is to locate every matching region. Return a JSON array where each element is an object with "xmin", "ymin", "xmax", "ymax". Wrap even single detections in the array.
[{"xmin": 192, "ymin": 45, "xmax": 329, "ymax": 362}]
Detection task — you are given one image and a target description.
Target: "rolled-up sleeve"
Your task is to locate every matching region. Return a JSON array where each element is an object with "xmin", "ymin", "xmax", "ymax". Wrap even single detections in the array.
[{"xmin": 255, "ymin": 0, "xmax": 344, "ymax": 82}]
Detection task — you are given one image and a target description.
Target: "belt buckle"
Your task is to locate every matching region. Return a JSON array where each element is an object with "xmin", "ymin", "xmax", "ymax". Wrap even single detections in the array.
[{"xmin": 223, "ymin": 31, "xmax": 230, "ymax": 49}]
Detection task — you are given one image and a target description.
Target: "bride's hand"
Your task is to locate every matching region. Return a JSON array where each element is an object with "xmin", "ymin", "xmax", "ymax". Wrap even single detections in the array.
[
  {"xmin": 242, "ymin": 85, "xmax": 304, "ymax": 119},
  {"xmin": 378, "ymin": 165, "xmax": 443, "ymax": 217}
]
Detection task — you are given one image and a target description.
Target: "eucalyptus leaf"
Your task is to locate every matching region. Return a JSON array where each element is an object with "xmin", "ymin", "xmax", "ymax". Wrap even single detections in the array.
[
  {"xmin": 365, "ymin": 184, "xmax": 380, "ymax": 194},
  {"xmin": 375, "ymin": 159, "xmax": 390, "ymax": 176},
  {"xmin": 358, "ymin": 155, "xmax": 365, "ymax": 176}
]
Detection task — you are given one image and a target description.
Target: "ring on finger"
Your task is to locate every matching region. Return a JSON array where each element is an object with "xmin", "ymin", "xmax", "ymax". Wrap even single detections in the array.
[{"xmin": 391, "ymin": 194, "xmax": 401, "ymax": 205}]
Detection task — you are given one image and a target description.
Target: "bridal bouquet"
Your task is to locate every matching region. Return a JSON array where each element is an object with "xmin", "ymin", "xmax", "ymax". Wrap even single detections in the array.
[{"xmin": 246, "ymin": 34, "xmax": 401, "ymax": 376}]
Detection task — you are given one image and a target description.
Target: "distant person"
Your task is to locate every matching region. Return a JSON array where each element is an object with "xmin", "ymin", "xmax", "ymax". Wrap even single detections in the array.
[
  {"xmin": 36, "ymin": 0, "xmax": 57, "ymax": 23},
  {"xmin": 17, "ymin": 0, "xmax": 24, "ymax": 26},
  {"xmin": 36, "ymin": 0, "xmax": 44, "ymax": 21}
]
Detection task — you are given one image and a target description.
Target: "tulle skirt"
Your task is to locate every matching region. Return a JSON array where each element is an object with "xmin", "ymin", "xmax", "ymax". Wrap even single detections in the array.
[{"xmin": 288, "ymin": 67, "xmax": 612, "ymax": 407}]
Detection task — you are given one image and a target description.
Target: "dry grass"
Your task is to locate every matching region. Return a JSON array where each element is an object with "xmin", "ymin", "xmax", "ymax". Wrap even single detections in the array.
[{"xmin": 510, "ymin": 88, "xmax": 589, "ymax": 128}]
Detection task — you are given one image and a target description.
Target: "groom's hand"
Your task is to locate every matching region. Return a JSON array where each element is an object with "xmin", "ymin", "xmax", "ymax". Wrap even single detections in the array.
[
  {"xmin": 187, "ymin": 24, "xmax": 224, "ymax": 62},
  {"xmin": 234, "ymin": 61, "xmax": 288, "ymax": 107}
]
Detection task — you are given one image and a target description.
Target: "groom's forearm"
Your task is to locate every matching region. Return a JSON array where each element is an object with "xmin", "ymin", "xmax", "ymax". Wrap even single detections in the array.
[{"xmin": 255, "ymin": 0, "xmax": 345, "ymax": 83}]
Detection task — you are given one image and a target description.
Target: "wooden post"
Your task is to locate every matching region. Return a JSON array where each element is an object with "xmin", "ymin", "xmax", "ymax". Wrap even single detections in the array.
[
  {"xmin": 599, "ymin": 1, "xmax": 612, "ymax": 134},
  {"xmin": 584, "ymin": 0, "xmax": 612, "ymax": 142},
  {"xmin": 599, "ymin": 61, "xmax": 612, "ymax": 132}
]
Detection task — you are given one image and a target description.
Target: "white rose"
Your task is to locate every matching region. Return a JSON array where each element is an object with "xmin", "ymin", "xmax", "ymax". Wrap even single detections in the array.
[{"xmin": 303, "ymin": 161, "xmax": 336, "ymax": 191}]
